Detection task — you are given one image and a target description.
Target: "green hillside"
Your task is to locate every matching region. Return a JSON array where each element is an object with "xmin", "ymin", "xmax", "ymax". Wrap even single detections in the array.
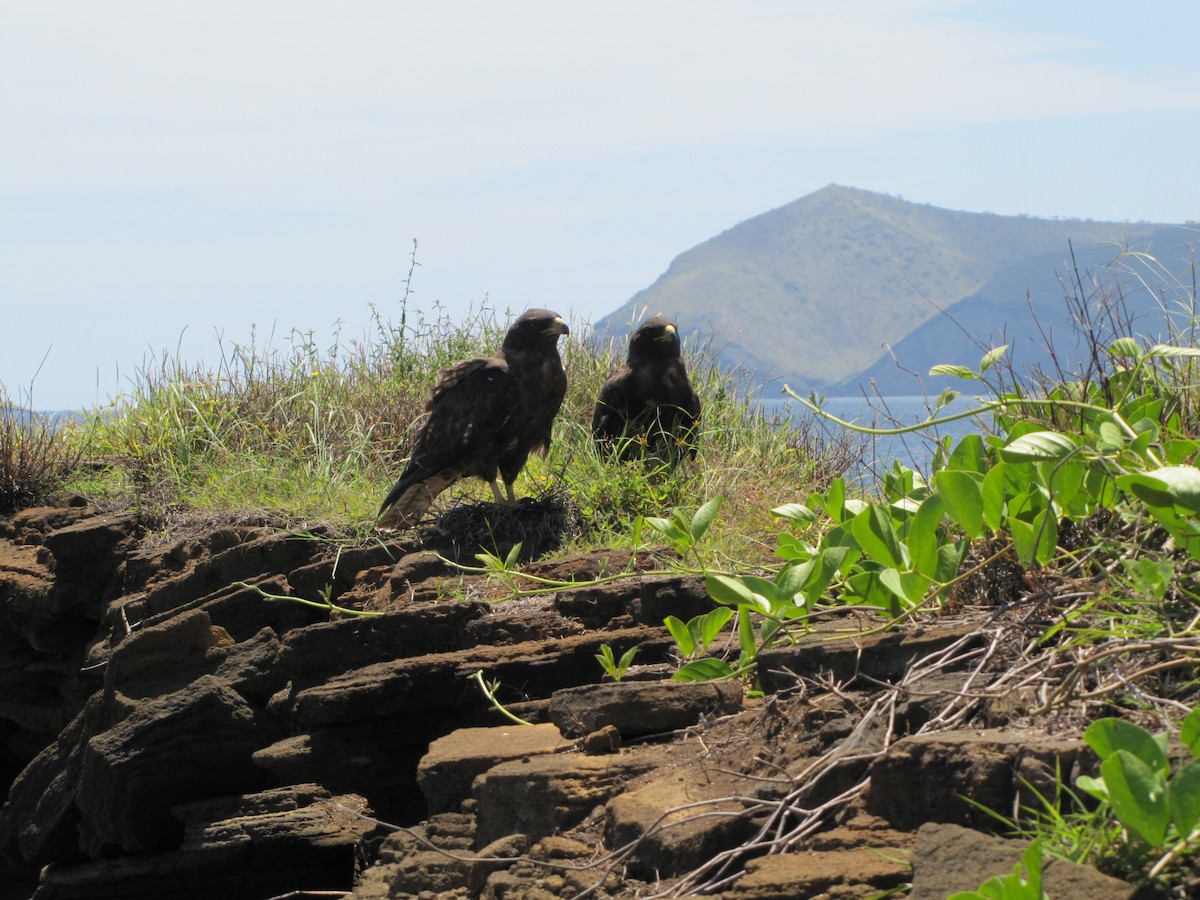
[{"xmin": 596, "ymin": 185, "xmax": 1192, "ymax": 393}]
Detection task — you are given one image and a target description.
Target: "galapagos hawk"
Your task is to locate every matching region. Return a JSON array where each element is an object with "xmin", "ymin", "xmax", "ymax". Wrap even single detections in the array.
[
  {"xmin": 377, "ymin": 309, "xmax": 570, "ymax": 530},
  {"xmin": 592, "ymin": 315, "xmax": 701, "ymax": 463}
]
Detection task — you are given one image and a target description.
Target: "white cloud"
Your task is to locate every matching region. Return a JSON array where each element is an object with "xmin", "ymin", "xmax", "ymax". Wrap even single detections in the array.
[
  {"xmin": 4, "ymin": 0, "xmax": 1197, "ymax": 195},
  {"xmin": 3, "ymin": 0, "xmax": 1200, "ymax": 407}
]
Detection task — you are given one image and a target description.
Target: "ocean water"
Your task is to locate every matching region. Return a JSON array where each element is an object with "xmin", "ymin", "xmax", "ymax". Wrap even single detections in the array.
[{"xmin": 763, "ymin": 393, "xmax": 991, "ymax": 479}]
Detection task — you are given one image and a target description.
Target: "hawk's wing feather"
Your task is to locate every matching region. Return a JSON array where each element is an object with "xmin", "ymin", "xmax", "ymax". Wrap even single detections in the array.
[
  {"xmin": 377, "ymin": 357, "xmax": 518, "ymax": 529},
  {"xmin": 592, "ymin": 365, "xmax": 633, "ymax": 440}
]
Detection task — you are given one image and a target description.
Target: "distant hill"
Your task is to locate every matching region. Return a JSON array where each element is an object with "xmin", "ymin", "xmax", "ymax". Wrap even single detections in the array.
[{"xmin": 595, "ymin": 185, "xmax": 1197, "ymax": 395}]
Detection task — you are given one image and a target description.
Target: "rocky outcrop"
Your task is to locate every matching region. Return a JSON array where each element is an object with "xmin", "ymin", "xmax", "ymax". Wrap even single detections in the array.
[{"xmin": 0, "ymin": 503, "xmax": 1141, "ymax": 899}]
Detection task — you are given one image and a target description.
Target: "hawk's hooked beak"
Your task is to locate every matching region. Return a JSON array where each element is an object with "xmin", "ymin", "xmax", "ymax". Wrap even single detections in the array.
[
  {"xmin": 550, "ymin": 316, "xmax": 570, "ymax": 336},
  {"xmin": 658, "ymin": 323, "xmax": 678, "ymax": 342}
]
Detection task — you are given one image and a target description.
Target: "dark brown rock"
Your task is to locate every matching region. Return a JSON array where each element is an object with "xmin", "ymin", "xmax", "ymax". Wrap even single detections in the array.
[
  {"xmin": 116, "ymin": 531, "xmax": 320, "ymax": 636},
  {"xmin": 283, "ymin": 624, "xmax": 667, "ymax": 729},
  {"xmin": 417, "ymin": 723, "xmax": 572, "ymax": 814},
  {"xmin": 908, "ymin": 822, "xmax": 1141, "ymax": 899},
  {"xmin": 31, "ymin": 785, "xmax": 373, "ymax": 900},
  {"xmin": 276, "ymin": 600, "xmax": 490, "ymax": 686},
  {"xmin": 865, "ymin": 729, "xmax": 1091, "ymax": 830},
  {"xmin": 549, "ymin": 679, "xmax": 743, "ymax": 738},
  {"xmin": 0, "ymin": 504, "xmax": 94, "ymax": 544},
  {"xmin": 0, "ymin": 503, "xmax": 1183, "ymax": 899},
  {"xmin": 346, "ymin": 811, "xmax": 484, "ymax": 899},
  {"xmin": 724, "ymin": 847, "xmax": 912, "ymax": 898},
  {"xmin": 474, "ymin": 745, "xmax": 665, "ymax": 847},
  {"xmin": 75, "ymin": 675, "xmax": 270, "ymax": 855},
  {"xmin": 477, "ymin": 834, "xmax": 608, "ymax": 899},
  {"xmin": 554, "ymin": 572, "xmax": 711, "ymax": 629},
  {"xmin": 757, "ymin": 622, "xmax": 984, "ymax": 693},
  {"xmin": 1, "ymin": 696, "xmax": 101, "ymax": 867},
  {"xmin": 582, "ymin": 724, "xmax": 622, "ymax": 754},
  {"xmin": 252, "ymin": 725, "xmax": 430, "ymax": 807},
  {"xmin": 604, "ymin": 761, "xmax": 756, "ymax": 879}
]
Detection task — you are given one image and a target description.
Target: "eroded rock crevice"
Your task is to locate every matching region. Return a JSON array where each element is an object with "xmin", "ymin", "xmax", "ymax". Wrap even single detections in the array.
[{"xmin": 0, "ymin": 504, "xmax": 1142, "ymax": 899}]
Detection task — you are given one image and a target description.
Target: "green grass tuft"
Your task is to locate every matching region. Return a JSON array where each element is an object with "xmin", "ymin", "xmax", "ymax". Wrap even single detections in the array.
[{"xmin": 49, "ymin": 299, "xmax": 860, "ymax": 554}]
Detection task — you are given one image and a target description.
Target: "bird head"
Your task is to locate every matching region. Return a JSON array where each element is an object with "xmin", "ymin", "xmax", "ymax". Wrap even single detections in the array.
[
  {"xmin": 629, "ymin": 315, "xmax": 682, "ymax": 360},
  {"xmin": 505, "ymin": 309, "xmax": 569, "ymax": 350}
]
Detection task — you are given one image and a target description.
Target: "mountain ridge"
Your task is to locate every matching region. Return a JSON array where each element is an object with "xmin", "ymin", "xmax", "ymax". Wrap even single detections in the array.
[{"xmin": 596, "ymin": 185, "xmax": 1195, "ymax": 393}]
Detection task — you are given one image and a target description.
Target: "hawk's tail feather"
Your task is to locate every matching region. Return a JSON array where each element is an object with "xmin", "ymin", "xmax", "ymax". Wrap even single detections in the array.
[{"xmin": 375, "ymin": 471, "xmax": 458, "ymax": 531}]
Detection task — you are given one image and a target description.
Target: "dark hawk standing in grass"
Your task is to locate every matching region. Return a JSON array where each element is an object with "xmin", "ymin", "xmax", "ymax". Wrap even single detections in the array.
[
  {"xmin": 376, "ymin": 309, "xmax": 570, "ymax": 531},
  {"xmin": 592, "ymin": 315, "xmax": 702, "ymax": 463}
]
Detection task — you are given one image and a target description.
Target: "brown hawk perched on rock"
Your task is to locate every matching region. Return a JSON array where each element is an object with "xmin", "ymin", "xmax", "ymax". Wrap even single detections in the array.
[
  {"xmin": 592, "ymin": 315, "xmax": 701, "ymax": 463},
  {"xmin": 377, "ymin": 309, "xmax": 570, "ymax": 530}
]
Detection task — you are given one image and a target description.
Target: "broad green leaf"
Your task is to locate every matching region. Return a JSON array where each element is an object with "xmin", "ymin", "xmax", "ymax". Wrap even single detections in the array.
[
  {"xmin": 1124, "ymin": 494, "xmax": 1200, "ymax": 561},
  {"xmin": 1009, "ymin": 518, "xmax": 1036, "ymax": 568},
  {"xmin": 825, "ymin": 528, "xmax": 864, "ymax": 571},
  {"xmin": 1108, "ymin": 336, "xmax": 1143, "ymax": 358},
  {"xmin": 774, "ymin": 564, "xmax": 809, "ymax": 606},
  {"xmin": 689, "ymin": 497, "xmax": 723, "ymax": 542},
  {"xmin": 1165, "ymin": 438, "xmax": 1200, "ymax": 465},
  {"xmin": 673, "ymin": 658, "xmax": 736, "ymax": 682},
  {"xmin": 1006, "ymin": 487, "xmax": 1047, "ymax": 522},
  {"xmin": 1085, "ymin": 466, "xmax": 1119, "ymax": 508},
  {"xmin": 935, "ymin": 469, "xmax": 985, "ymax": 538},
  {"xmin": 1084, "ymin": 718, "xmax": 1169, "ymax": 774},
  {"xmin": 1119, "ymin": 466, "xmax": 1200, "ymax": 514},
  {"xmin": 947, "ymin": 433, "xmax": 988, "ymax": 474},
  {"xmin": 1121, "ymin": 558, "xmax": 1175, "ymax": 602},
  {"xmin": 595, "ymin": 644, "xmax": 615, "ymax": 671},
  {"xmin": 504, "ymin": 542, "xmax": 523, "ymax": 570},
  {"xmin": 813, "ymin": 478, "xmax": 846, "ymax": 522},
  {"xmin": 1031, "ymin": 509, "xmax": 1058, "ymax": 566},
  {"xmin": 802, "ymin": 547, "xmax": 847, "ymax": 607},
  {"xmin": 934, "ymin": 387, "xmax": 960, "ymax": 411},
  {"xmin": 845, "ymin": 569, "xmax": 900, "ymax": 616},
  {"xmin": 1129, "ymin": 428, "xmax": 1157, "ymax": 461},
  {"xmin": 1131, "ymin": 417, "xmax": 1160, "ymax": 440},
  {"xmin": 1181, "ymin": 707, "xmax": 1200, "ymax": 758},
  {"xmin": 1017, "ymin": 840, "xmax": 1046, "ymax": 898},
  {"xmin": 1169, "ymin": 760, "xmax": 1200, "ymax": 835},
  {"xmin": 737, "ymin": 607, "xmax": 757, "ymax": 665},
  {"xmin": 760, "ymin": 616, "xmax": 784, "ymax": 648},
  {"xmin": 843, "ymin": 498, "xmax": 870, "ymax": 517},
  {"xmin": 644, "ymin": 516, "xmax": 689, "ymax": 547},
  {"xmin": 663, "ymin": 615, "xmax": 695, "ymax": 657},
  {"xmin": 851, "ymin": 504, "xmax": 909, "ymax": 569},
  {"xmin": 883, "ymin": 462, "xmax": 919, "ymax": 504},
  {"xmin": 705, "ymin": 574, "xmax": 767, "ymax": 613},
  {"xmin": 907, "ymin": 494, "xmax": 945, "ymax": 579},
  {"xmin": 738, "ymin": 574, "xmax": 780, "ymax": 613},
  {"xmin": 1147, "ymin": 343, "xmax": 1200, "ymax": 358},
  {"xmin": 979, "ymin": 345, "xmax": 1009, "ymax": 373},
  {"xmin": 946, "ymin": 884, "xmax": 1000, "ymax": 900},
  {"xmin": 929, "ymin": 363, "xmax": 977, "ymax": 379},
  {"xmin": 775, "ymin": 531, "xmax": 815, "ymax": 561},
  {"xmin": 771, "ymin": 502, "xmax": 816, "ymax": 523},
  {"xmin": 879, "ymin": 567, "xmax": 930, "ymax": 607},
  {"xmin": 981, "ymin": 463, "xmax": 1007, "ymax": 534},
  {"xmin": 1000, "ymin": 431, "xmax": 1077, "ymax": 462},
  {"xmin": 935, "ymin": 540, "xmax": 968, "ymax": 583},
  {"xmin": 1076, "ymin": 774, "xmax": 1109, "ymax": 803},
  {"xmin": 1047, "ymin": 460, "xmax": 1087, "ymax": 517},
  {"xmin": 695, "ymin": 607, "xmax": 734, "ymax": 649},
  {"xmin": 1102, "ymin": 750, "xmax": 1170, "ymax": 846},
  {"xmin": 1096, "ymin": 420, "xmax": 1125, "ymax": 451}
]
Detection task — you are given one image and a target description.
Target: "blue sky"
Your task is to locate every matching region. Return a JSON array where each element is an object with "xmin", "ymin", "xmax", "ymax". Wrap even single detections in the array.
[{"xmin": 3, "ymin": 0, "xmax": 1199, "ymax": 410}]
